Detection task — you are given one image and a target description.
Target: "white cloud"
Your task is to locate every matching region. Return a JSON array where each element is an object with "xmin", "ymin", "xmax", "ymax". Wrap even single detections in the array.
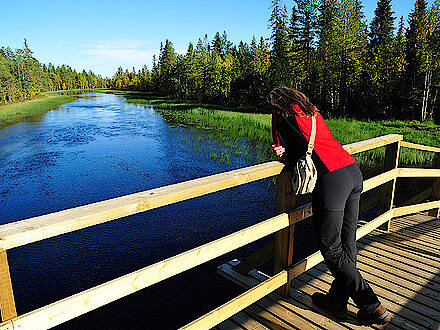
[
  {"xmin": 79, "ymin": 40, "xmax": 159, "ymax": 76},
  {"xmin": 78, "ymin": 40, "xmax": 187, "ymax": 77}
]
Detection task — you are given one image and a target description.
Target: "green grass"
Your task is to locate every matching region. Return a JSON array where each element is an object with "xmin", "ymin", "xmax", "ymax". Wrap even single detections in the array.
[
  {"xmin": 0, "ymin": 93, "xmax": 77, "ymax": 129},
  {"xmin": 113, "ymin": 90, "xmax": 440, "ymax": 173}
]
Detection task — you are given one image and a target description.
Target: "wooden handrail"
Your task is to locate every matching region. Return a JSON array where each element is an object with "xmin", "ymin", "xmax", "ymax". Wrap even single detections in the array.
[
  {"xmin": 1, "ymin": 133, "xmax": 438, "ymax": 330},
  {"xmin": 401, "ymin": 141, "xmax": 440, "ymax": 153},
  {"xmin": 0, "ymin": 214, "xmax": 290, "ymax": 329},
  {"xmin": 0, "ymin": 134, "xmax": 403, "ymax": 252},
  {"xmin": 0, "ymin": 161, "xmax": 284, "ymax": 251}
]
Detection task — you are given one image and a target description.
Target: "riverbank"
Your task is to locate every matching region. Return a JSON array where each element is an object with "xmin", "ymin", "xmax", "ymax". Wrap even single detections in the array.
[
  {"xmin": 0, "ymin": 90, "xmax": 101, "ymax": 129},
  {"xmin": 111, "ymin": 90, "xmax": 440, "ymax": 172}
]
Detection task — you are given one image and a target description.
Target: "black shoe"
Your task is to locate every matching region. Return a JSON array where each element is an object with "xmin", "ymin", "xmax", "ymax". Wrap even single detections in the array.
[
  {"xmin": 311, "ymin": 292, "xmax": 348, "ymax": 320},
  {"xmin": 357, "ymin": 304, "xmax": 391, "ymax": 326}
]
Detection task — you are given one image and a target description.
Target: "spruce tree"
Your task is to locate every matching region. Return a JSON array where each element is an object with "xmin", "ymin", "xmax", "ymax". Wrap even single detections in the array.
[{"xmin": 406, "ymin": 0, "xmax": 429, "ymax": 120}]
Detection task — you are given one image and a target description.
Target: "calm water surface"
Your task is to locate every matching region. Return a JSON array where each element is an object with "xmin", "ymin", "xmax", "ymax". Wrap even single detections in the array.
[{"xmin": 0, "ymin": 93, "xmax": 318, "ymax": 329}]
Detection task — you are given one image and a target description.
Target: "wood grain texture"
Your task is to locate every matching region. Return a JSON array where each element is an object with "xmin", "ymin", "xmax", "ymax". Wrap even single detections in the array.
[
  {"xmin": 180, "ymin": 271, "xmax": 287, "ymax": 330},
  {"xmin": 0, "ymin": 213, "xmax": 289, "ymax": 330},
  {"xmin": 429, "ymin": 154, "xmax": 440, "ymax": 218},
  {"xmin": 0, "ymin": 252, "xmax": 16, "ymax": 322},
  {"xmin": 274, "ymin": 170, "xmax": 296, "ymax": 297},
  {"xmin": 343, "ymin": 134, "xmax": 403, "ymax": 154},
  {"xmin": 401, "ymin": 141, "xmax": 440, "ymax": 153},
  {"xmin": 379, "ymin": 141, "xmax": 400, "ymax": 231},
  {"xmin": 0, "ymin": 161, "xmax": 285, "ymax": 251}
]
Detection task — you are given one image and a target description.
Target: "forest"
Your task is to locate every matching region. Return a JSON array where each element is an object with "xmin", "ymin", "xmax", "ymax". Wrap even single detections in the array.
[
  {"xmin": 0, "ymin": 39, "xmax": 107, "ymax": 105},
  {"xmin": 109, "ymin": 0, "xmax": 440, "ymax": 123}
]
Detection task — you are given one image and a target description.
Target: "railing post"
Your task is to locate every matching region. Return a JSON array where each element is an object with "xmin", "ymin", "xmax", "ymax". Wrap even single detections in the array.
[
  {"xmin": 379, "ymin": 140, "xmax": 401, "ymax": 231},
  {"xmin": 274, "ymin": 169, "xmax": 296, "ymax": 297},
  {"xmin": 0, "ymin": 250, "xmax": 17, "ymax": 322},
  {"xmin": 428, "ymin": 154, "xmax": 440, "ymax": 218}
]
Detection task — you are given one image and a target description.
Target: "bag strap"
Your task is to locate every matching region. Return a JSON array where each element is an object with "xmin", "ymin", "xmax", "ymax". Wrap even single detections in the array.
[{"xmin": 306, "ymin": 115, "xmax": 316, "ymax": 156}]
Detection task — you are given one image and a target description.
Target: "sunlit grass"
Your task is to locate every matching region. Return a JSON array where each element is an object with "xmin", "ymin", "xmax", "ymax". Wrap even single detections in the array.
[
  {"xmin": 0, "ymin": 93, "xmax": 76, "ymax": 128},
  {"xmin": 112, "ymin": 91, "xmax": 440, "ymax": 172}
]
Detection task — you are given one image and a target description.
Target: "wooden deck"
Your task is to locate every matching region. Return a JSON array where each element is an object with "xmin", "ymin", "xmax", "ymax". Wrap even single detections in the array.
[{"xmin": 217, "ymin": 213, "xmax": 440, "ymax": 330}]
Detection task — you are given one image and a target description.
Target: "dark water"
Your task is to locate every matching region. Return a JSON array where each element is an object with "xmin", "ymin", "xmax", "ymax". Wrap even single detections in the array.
[{"xmin": 0, "ymin": 93, "xmax": 318, "ymax": 329}]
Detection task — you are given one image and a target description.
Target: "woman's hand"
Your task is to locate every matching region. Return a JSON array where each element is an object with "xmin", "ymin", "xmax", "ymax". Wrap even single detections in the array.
[{"xmin": 272, "ymin": 144, "xmax": 285, "ymax": 158}]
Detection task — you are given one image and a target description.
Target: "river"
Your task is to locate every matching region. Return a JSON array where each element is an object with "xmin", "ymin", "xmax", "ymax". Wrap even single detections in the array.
[{"xmin": 0, "ymin": 93, "xmax": 318, "ymax": 329}]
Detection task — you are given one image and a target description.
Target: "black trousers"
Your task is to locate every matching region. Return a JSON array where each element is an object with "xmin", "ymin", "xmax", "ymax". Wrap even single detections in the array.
[{"xmin": 312, "ymin": 163, "xmax": 380, "ymax": 312}]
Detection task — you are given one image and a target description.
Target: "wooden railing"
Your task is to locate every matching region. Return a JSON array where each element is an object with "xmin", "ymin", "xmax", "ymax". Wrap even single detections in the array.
[{"xmin": 0, "ymin": 134, "xmax": 439, "ymax": 329}]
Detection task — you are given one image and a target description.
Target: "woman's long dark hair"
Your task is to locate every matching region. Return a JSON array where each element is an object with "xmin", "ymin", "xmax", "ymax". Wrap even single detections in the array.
[{"xmin": 268, "ymin": 87, "xmax": 318, "ymax": 117}]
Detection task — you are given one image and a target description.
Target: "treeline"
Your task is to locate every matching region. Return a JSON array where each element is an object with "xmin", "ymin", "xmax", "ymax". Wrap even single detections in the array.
[
  {"xmin": 110, "ymin": 0, "xmax": 440, "ymax": 122},
  {"xmin": 0, "ymin": 40, "xmax": 107, "ymax": 105}
]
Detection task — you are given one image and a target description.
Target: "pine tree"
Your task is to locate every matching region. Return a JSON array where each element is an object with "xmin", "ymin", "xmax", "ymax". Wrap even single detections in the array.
[
  {"xmin": 406, "ymin": 0, "xmax": 429, "ymax": 120},
  {"xmin": 367, "ymin": 0, "xmax": 395, "ymax": 118},
  {"xmin": 268, "ymin": 0, "xmax": 290, "ymax": 87},
  {"xmin": 295, "ymin": 0, "xmax": 319, "ymax": 93}
]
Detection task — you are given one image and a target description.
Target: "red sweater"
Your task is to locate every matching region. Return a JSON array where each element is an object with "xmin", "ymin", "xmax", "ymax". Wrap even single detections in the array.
[{"xmin": 272, "ymin": 111, "xmax": 356, "ymax": 174}]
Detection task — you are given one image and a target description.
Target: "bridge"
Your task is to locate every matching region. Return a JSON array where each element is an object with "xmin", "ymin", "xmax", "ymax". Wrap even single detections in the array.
[{"xmin": 0, "ymin": 134, "xmax": 439, "ymax": 329}]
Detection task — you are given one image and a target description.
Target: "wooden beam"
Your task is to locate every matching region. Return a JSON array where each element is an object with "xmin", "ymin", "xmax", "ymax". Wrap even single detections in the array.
[
  {"xmin": 429, "ymin": 154, "xmax": 440, "ymax": 218},
  {"xmin": 0, "ymin": 252, "xmax": 16, "ymax": 322},
  {"xmin": 398, "ymin": 168, "xmax": 440, "ymax": 178},
  {"xmin": 233, "ymin": 241, "xmax": 274, "ymax": 275},
  {"xmin": 379, "ymin": 141, "xmax": 400, "ymax": 231},
  {"xmin": 180, "ymin": 271, "xmax": 288, "ymax": 329},
  {"xmin": 393, "ymin": 201, "xmax": 440, "ymax": 217},
  {"xmin": 343, "ymin": 134, "xmax": 403, "ymax": 155},
  {"xmin": 274, "ymin": 170, "xmax": 296, "ymax": 297},
  {"xmin": 363, "ymin": 169, "xmax": 398, "ymax": 192},
  {"xmin": 0, "ymin": 134, "xmax": 409, "ymax": 253},
  {"xmin": 0, "ymin": 161, "xmax": 285, "ymax": 251},
  {"xmin": 0, "ymin": 213, "xmax": 290, "ymax": 330},
  {"xmin": 400, "ymin": 141, "xmax": 440, "ymax": 153}
]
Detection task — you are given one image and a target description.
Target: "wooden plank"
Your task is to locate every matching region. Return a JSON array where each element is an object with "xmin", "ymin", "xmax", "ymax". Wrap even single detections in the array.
[
  {"xmin": 357, "ymin": 241, "xmax": 439, "ymax": 275},
  {"xmin": 223, "ymin": 261, "xmax": 353, "ymax": 330},
  {"xmin": 429, "ymin": 154, "xmax": 440, "ymax": 218},
  {"xmin": 217, "ymin": 319, "xmax": 243, "ymax": 330},
  {"xmin": 307, "ymin": 266, "xmax": 440, "ymax": 328},
  {"xmin": 383, "ymin": 223, "xmax": 440, "ymax": 247},
  {"xmin": 400, "ymin": 141, "xmax": 440, "ymax": 153},
  {"xmin": 0, "ymin": 213, "xmax": 289, "ymax": 330},
  {"xmin": 230, "ymin": 311, "xmax": 270, "ymax": 330},
  {"xmin": 360, "ymin": 235, "xmax": 440, "ymax": 267},
  {"xmin": 343, "ymin": 134, "xmax": 403, "ymax": 154},
  {"xmin": 274, "ymin": 170, "xmax": 296, "ymax": 298},
  {"xmin": 243, "ymin": 303, "xmax": 296, "ymax": 330},
  {"xmin": 0, "ymin": 252, "xmax": 16, "ymax": 322},
  {"xmin": 363, "ymin": 169, "xmax": 398, "ymax": 192},
  {"xmin": 398, "ymin": 167, "xmax": 440, "ymax": 178},
  {"xmin": 356, "ymin": 255, "xmax": 440, "ymax": 292},
  {"xmin": 292, "ymin": 272, "xmax": 409, "ymax": 330},
  {"xmin": 391, "ymin": 221, "xmax": 440, "ymax": 240},
  {"xmin": 180, "ymin": 271, "xmax": 288, "ymax": 329},
  {"xmin": 368, "ymin": 231, "xmax": 440, "ymax": 258},
  {"xmin": 393, "ymin": 200, "xmax": 440, "ymax": 217},
  {"xmin": 379, "ymin": 141, "xmax": 400, "ymax": 231},
  {"xmin": 233, "ymin": 241, "xmax": 274, "ymax": 275},
  {"xmin": 357, "ymin": 249, "xmax": 440, "ymax": 284},
  {"xmin": 355, "ymin": 210, "xmax": 394, "ymax": 240},
  {"xmin": 0, "ymin": 161, "xmax": 285, "ymax": 251},
  {"xmin": 319, "ymin": 259, "xmax": 440, "ymax": 313}
]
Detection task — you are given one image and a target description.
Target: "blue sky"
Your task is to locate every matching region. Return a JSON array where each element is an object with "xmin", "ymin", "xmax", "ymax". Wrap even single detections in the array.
[{"xmin": 0, "ymin": 0, "xmax": 434, "ymax": 78}]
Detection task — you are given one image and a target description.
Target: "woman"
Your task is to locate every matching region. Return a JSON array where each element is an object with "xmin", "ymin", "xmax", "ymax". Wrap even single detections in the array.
[{"xmin": 269, "ymin": 87, "xmax": 391, "ymax": 326}]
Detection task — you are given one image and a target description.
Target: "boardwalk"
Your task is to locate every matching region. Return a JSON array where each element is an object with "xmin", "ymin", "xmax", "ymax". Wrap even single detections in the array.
[{"xmin": 217, "ymin": 213, "xmax": 440, "ymax": 330}]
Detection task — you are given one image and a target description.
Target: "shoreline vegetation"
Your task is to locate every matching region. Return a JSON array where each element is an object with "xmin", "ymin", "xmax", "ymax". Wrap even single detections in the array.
[
  {"xmin": 0, "ymin": 89, "xmax": 99, "ymax": 129},
  {"xmin": 111, "ymin": 90, "xmax": 440, "ymax": 173}
]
